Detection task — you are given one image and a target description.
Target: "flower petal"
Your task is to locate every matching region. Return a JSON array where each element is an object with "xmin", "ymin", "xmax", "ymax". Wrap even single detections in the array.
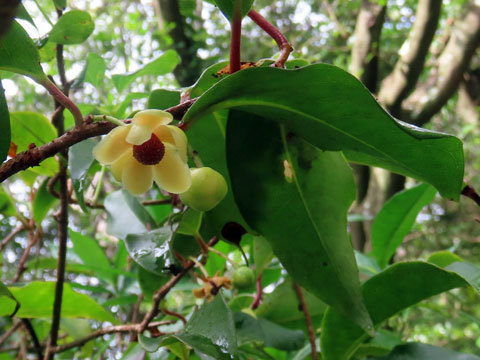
[
  {"xmin": 110, "ymin": 151, "xmax": 131, "ymax": 181},
  {"xmin": 92, "ymin": 126, "xmax": 131, "ymax": 165},
  {"xmin": 133, "ymin": 109, "xmax": 173, "ymax": 127},
  {"xmin": 121, "ymin": 156, "xmax": 154, "ymax": 195},
  {"xmin": 167, "ymin": 125, "xmax": 188, "ymax": 162},
  {"xmin": 152, "ymin": 125, "xmax": 175, "ymax": 144},
  {"xmin": 153, "ymin": 143, "xmax": 191, "ymax": 194},
  {"xmin": 126, "ymin": 124, "xmax": 152, "ymax": 145}
]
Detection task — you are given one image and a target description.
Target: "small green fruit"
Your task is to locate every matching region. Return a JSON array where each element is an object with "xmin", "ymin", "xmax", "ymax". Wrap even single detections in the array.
[
  {"xmin": 180, "ymin": 167, "xmax": 228, "ymax": 211},
  {"xmin": 232, "ymin": 266, "xmax": 255, "ymax": 289}
]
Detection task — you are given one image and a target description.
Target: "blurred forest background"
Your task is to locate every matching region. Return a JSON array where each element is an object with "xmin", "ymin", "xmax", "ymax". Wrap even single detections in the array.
[{"xmin": 2, "ymin": 0, "xmax": 480, "ymax": 358}]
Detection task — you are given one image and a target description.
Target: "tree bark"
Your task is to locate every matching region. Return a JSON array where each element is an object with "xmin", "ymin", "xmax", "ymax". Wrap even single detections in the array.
[{"xmin": 155, "ymin": 0, "xmax": 204, "ymax": 87}]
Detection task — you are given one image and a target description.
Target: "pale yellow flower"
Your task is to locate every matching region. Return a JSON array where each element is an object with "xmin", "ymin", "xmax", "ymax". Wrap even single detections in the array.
[{"xmin": 93, "ymin": 110, "xmax": 191, "ymax": 195}]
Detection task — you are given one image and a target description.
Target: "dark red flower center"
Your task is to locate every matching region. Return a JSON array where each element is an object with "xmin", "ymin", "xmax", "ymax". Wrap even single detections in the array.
[{"xmin": 132, "ymin": 133, "xmax": 165, "ymax": 165}]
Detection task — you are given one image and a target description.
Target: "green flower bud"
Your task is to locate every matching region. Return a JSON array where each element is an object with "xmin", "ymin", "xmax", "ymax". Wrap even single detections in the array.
[
  {"xmin": 180, "ymin": 167, "xmax": 228, "ymax": 211},
  {"xmin": 232, "ymin": 266, "xmax": 255, "ymax": 289}
]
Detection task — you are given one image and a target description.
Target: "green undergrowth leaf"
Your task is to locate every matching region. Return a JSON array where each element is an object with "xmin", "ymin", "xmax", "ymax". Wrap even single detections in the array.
[
  {"xmin": 234, "ymin": 312, "xmax": 305, "ymax": 351},
  {"xmin": 0, "ymin": 282, "xmax": 19, "ymax": 316},
  {"xmin": 80, "ymin": 53, "xmax": 106, "ymax": 89},
  {"xmin": 372, "ymin": 183, "xmax": 437, "ymax": 268},
  {"xmin": 49, "ymin": 10, "xmax": 95, "ymax": 45},
  {"xmin": 0, "ymin": 81, "xmax": 11, "ymax": 162},
  {"xmin": 0, "ymin": 282, "xmax": 117, "ymax": 323},
  {"xmin": 214, "ymin": 0, "xmax": 255, "ymax": 20},
  {"xmin": 369, "ymin": 343, "xmax": 480, "ymax": 360},
  {"xmin": 0, "ymin": 21, "xmax": 46, "ymax": 81},
  {"xmin": 33, "ymin": 178, "xmax": 58, "ymax": 224},
  {"xmin": 185, "ymin": 64, "xmax": 464, "ymax": 200},
  {"xmin": 10, "ymin": 111, "xmax": 58, "ymax": 175},
  {"xmin": 227, "ymin": 112, "xmax": 372, "ymax": 332},
  {"xmin": 112, "ymin": 50, "xmax": 180, "ymax": 93},
  {"xmin": 147, "ymin": 89, "xmax": 181, "ymax": 110},
  {"xmin": 321, "ymin": 261, "xmax": 480, "ymax": 360}
]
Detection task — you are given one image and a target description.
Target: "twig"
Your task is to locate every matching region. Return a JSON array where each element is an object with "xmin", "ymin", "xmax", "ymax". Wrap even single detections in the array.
[
  {"xmin": 293, "ymin": 282, "xmax": 318, "ymax": 360},
  {"xmin": 247, "ymin": 9, "xmax": 293, "ymax": 68},
  {"xmin": 0, "ymin": 100, "xmax": 197, "ymax": 183},
  {"xmin": 251, "ymin": 274, "xmax": 263, "ymax": 310},
  {"xmin": 0, "ymin": 320, "xmax": 21, "ymax": 346},
  {"xmin": 0, "ymin": 225, "xmax": 25, "ymax": 251},
  {"xmin": 21, "ymin": 319, "xmax": 43, "ymax": 360},
  {"xmin": 162, "ymin": 309, "xmax": 187, "ymax": 325},
  {"xmin": 13, "ymin": 226, "xmax": 42, "ymax": 283},
  {"xmin": 461, "ymin": 184, "xmax": 480, "ymax": 207},
  {"xmin": 49, "ymin": 321, "xmax": 170, "ymax": 354},
  {"xmin": 137, "ymin": 236, "xmax": 219, "ymax": 333}
]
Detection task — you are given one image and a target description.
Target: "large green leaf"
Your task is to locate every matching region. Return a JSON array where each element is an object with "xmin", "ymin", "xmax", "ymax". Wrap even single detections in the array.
[
  {"xmin": 49, "ymin": 10, "xmax": 95, "ymax": 45},
  {"xmin": 369, "ymin": 343, "xmax": 480, "ymax": 360},
  {"xmin": 125, "ymin": 227, "xmax": 175, "ymax": 275},
  {"xmin": 184, "ymin": 64, "xmax": 464, "ymax": 200},
  {"xmin": 0, "ymin": 81, "xmax": 10, "ymax": 162},
  {"xmin": 10, "ymin": 111, "xmax": 58, "ymax": 175},
  {"xmin": 214, "ymin": 0, "xmax": 254, "ymax": 20},
  {"xmin": 0, "ymin": 282, "xmax": 117, "ymax": 323},
  {"xmin": 147, "ymin": 89, "xmax": 181, "ymax": 110},
  {"xmin": 372, "ymin": 184, "xmax": 437, "ymax": 268},
  {"xmin": 320, "ymin": 261, "xmax": 480, "ymax": 360},
  {"xmin": 0, "ymin": 21, "xmax": 46, "ymax": 81},
  {"xmin": 69, "ymin": 229, "xmax": 114, "ymax": 285},
  {"xmin": 104, "ymin": 190, "xmax": 157, "ymax": 239},
  {"xmin": 112, "ymin": 50, "xmax": 180, "ymax": 93},
  {"xmin": 227, "ymin": 112, "xmax": 372, "ymax": 332},
  {"xmin": 255, "ymin": 278, "xmax": 327, "ymax": 330},
  {"xmin": 68, "ymin": 138, "xmax": 97, "ymax": 212},
  {"xmin": 83, "ymin": 53, "xmax": 106, "ymax": 88}
]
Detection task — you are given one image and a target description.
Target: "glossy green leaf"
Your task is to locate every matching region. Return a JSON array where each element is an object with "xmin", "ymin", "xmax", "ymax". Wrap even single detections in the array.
[
  {"xmin": 0, "ymin": 281, "xmax": 19, "ymax": 316},
  {"xmin": 372, "ymin": 184, "xmax": 437, "ymax": 268},
  {"xmin": 49, "ymin": 10, "xmax": 95, "ymax": 45},
  {"xmin": 0, "ymin": 21, "xmax": 46, "ymax": 81},
  {"xmin": 112, "ymin": 50, "xmax": 180, "ymax": 93},
  {"xmin": 256, "ymin": 278, "xmax": 327, "ymax": 330},
  {"xmin": 69, "ymin": 229, "xmax": 114, "ymax": 285},
  {"xmin": 189, "ymin": 61, "xmax": 229, "ymax": 98},
  {"xmin": 214, "ymin": 0, "xmax": 254, "ymax": 20},
  {"xmin": 187, "ymin": 110, "xmax": 250, "ymax": 239},
  {"xmin": 227, "ymin": 112, "xmax": 372, "ymax": 332},
  {"xmin": 68, "ymin": 138, "xmax": 97, "ymax": 212},
  {"xmin": 10, "ymin": 111, "xmax": 58, "ymax": 175},
  {"xmin": 33, "ymin": 178, "xmax": 58, "ymax": 224},
  {"xmin": 83, "ymin": 53, "xmax": 106, "ymax": 88},
  {"xmin": 0, "ymin": 83, "xmax": 11, "ymax": 163},
  {"xmin": 125, "ymin": 227, "xmax": 174, "ymax": 275},
  {"xmin": 16, "ymin": 4, "xmax": 36, "ymax": 28},
  {"xmin": 147, "ymin": 89, "xmax": 181, "ymax": 110},
  {"xmin": 176, "ymin": 208, "xmax": 203, "ymax": 236},
  {"xmin": 427, "ymin": 251, "xmax": 463, "ymax": 268},
  {"xmin": 104, "ymin": 190, "xmax": 157, "ymax": 239},
  {"xmin": 0, "ymin": 282, "xmax": 117, "ymax": 322},
  {"xmin": 235, "ymin": 312, "xmax": 305, "ymax": 351},
  {"xmin": 369, "ymin": 343, "xmax": 480, "ymax": 360},
  {"xmin": 320, "ymin": 261, "xmax": 480, "ymax": 360},
  {"xmin": 185, "ymin": 64, "xmax": 464, "ymax": 200}
]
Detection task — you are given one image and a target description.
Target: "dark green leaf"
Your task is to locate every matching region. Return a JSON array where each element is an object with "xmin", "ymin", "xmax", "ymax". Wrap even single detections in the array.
[
  {"xmin": 176, "ymin": 208, "xmax": 203, "ymax": 235},
  {"xmin": 104, "ymin": 190, "xmax": 157, "ymax": 239},
  {"xmin": 49, "ymin": 10, "xmax": 95, "ymax": 45},
  {"xmin": 125, "ymin": 227, "xmax": 174, "ymax": 275},
  {"xmin": 10, "ymin": 111, "xmax": 58, "ymax": 175},
  {"xmin": 234, "ymin": 312, "xmax": 305, "ymax": 351},
  {"xmin": 369, "ymin": 343, "xmax": 480, "ymax": 360},
  {"xmin": 227, "ymin": 113, "xmax": 372, "ymax": 332},
  {"xmin": 185, "ymin": 64, "xmax": 464, "ymax": 200},
  {"xmin": 0, "ymin": 282, "xmax": 117, "ymax": 322},
  {"xmin": 320, "ymin": 261, "xmax": 480, "ymax": 360},
  {"xmin": 147, "ymin": 89, "xmax": 181, "ymax": 110},
  {"xmin": 112, "ymin": 50, "xmax": 180, "ymax": 92},
  {"xmin": 15, "ymin": 4, "xmax": 36, "ymax": 28},
  {"xmin": 253, "ymin": 236, "xmax": 273, "ymax": 277},
  {"xmin": 255, "ymin": 278, "xmax": 326, "ymax": 330},
  {"xmin": 0, "ymin": 21, "xmax": 46, "ymax": 81},
  {"xmin": 53, "ymin": 0, "xmax": 67, "ymax": 9},
  {"xmin": 68, "ymin": 138, "xmax": 97, "ymax": 212},
  {"xmin": 372, "ymin": 184, "xmax": 436, "ymax": 268},
  {"xmin": 83, "ymin": 53, "xmax": 106, "ymax": 88},
  {"xmin": 139, "ymin": 334, "xmax": 167, "ymax": 353},
  {"xmin": 214, "ymin": 0, "xmax": 254, "ymax": 20},
  {"xmin": 69, "ymin": 229, "xmax": 114, "ymax": 285},
  {"xmin": 33, "ymin": 178, "xmax": 58, "ymax": 224},
  {"xmin": 0, "ymin": 281, "xmax": 19, "ymax": 316},
  {"xmin": 189, "ymin": 61, "xmax": 229, "ymax": 98},
  {"xmin": 0, "ymin": 186, "xmax": 16, "ymax": 216}
]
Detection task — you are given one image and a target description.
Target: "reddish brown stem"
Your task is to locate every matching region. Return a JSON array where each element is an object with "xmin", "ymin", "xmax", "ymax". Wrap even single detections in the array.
[
  {"xmin": 294, "ymin": 282, "xmax": 318, "ymax": 360},
  {"xmin": 250, "ymin": 274, "xmax": 263, "ymax": 310},
  {"xmin": 162, "ymin": 309, "xmax": 187, "ymax": 325},
  {"xmin": 42, "ymin": 79, "xmax": 83, "ymax": 128},
  {"xmin": 461, "ymin": 184, "xmax": 480, "ymax": 207},
  {"xmin": 229, "ymin": 14, "xmax": 242, "ymax": 73}
]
